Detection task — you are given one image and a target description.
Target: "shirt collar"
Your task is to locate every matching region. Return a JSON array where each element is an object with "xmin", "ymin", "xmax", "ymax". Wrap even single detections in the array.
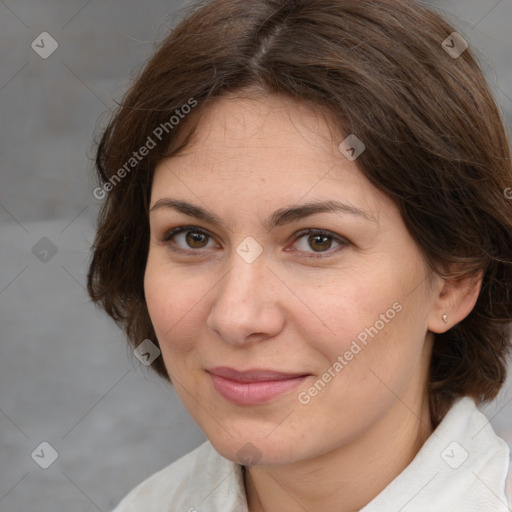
[
  {"xmin": 190, "ymin": 396, "xmax": 510, "ymax": 511},
  {"xmin": 361, "ymin": 396, "xmax": 511, "ymax": 511}
]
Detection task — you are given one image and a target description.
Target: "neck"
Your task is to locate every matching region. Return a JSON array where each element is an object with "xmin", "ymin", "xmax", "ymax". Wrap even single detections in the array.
[{"xmin": 244, "ymin": 394, "xmax": 433, "ymax": 512}]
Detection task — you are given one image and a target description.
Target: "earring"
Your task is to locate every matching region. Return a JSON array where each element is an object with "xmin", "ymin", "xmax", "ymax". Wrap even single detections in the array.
[{"xmin": 442, "ymin": 314, "xmax": 448, "ymax": 323}]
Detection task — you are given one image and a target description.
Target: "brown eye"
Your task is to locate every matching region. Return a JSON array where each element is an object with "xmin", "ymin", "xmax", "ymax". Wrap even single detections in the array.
[
  {"xmin": 308, "ymin": 234, "xmax": 333, "ymax": 252},
  {"xmin": 291, "ymin": 229, "xmax": 348, "ymax": 258},
  {"xmin": 185, "ymin": 231, "xmax": 209, "ymax": 248},
  {"xmin": 162, "ymin": 226, "xmax": 217, "ymax": 253}
]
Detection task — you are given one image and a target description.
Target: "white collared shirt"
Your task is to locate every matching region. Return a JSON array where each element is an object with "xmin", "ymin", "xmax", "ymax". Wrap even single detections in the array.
[{"xmin": 112, "ymin": 396, "xmax": 512, "ymax": 511}]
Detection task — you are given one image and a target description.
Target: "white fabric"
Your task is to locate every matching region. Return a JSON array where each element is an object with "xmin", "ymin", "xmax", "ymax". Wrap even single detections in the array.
[{"xmin": 112, "ymin": 396, "xmax": 512, "ymax": 511}]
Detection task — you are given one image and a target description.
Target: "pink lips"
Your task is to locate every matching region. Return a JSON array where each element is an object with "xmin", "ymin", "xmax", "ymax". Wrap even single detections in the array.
[{"xmin": 208, "ymin": 366, "xmax": 309, "ymax": 405}]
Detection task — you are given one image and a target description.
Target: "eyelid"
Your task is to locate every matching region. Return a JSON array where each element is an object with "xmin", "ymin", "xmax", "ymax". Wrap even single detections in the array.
[
  {"xmin": 287, "ymin": 228, "xmax": 349, "ymax": 258},
  {"xmin": 160, "ymin": 225, "xmax": 349, "ymax": 258},
  {"xmin": 161, "ymin": 225, "xmax": 220, "ymax": 254},
  {"xmin": 161, "ymin": 225, "xmax": 212, "ymax": 243}
]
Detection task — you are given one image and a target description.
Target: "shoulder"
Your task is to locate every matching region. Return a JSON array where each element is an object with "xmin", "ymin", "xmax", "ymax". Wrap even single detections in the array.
[
  {"xmin": 111, "ymin": 441, "xmax": 236, "ymax": 512},
  {"xmin": 362, "ymin": 397, "xmax": 511, "ymax": 511}
]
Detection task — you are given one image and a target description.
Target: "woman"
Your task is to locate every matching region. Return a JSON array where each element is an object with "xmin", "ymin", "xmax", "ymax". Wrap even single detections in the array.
[{"xmin": 87, "ymin": 0, "xmax": 512, "ymax": 510}]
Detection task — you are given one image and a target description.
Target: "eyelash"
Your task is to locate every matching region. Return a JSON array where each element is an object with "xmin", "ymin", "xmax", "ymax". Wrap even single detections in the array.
[{"xmin": 160, "ymin": 225, "xmax": 349, "ymax": 259}]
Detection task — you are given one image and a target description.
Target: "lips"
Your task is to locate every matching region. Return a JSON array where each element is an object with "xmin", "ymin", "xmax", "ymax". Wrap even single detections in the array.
[{"xmin": 207, "ymin": 366, "xmax": 310, "ymax": 405}]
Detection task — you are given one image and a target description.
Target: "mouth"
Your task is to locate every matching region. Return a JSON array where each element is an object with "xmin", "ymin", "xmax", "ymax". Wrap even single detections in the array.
[{"xmin": 207, "ymin": 366, "xmax": 311, "ymax": 405}]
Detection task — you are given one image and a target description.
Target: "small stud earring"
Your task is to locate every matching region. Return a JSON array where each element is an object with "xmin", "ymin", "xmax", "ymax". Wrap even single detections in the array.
[{"xmin": 442, "ymin": 314, "xmax": 448, "ymax": 323}]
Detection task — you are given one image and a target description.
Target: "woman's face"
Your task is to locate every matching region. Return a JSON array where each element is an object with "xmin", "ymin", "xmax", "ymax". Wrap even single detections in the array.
[{"xmin": 144, "ymin": 92, "xmax": 441, "ymax": 466}]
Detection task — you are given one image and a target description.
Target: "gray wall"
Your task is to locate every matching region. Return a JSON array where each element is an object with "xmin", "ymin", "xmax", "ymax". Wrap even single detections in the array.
[{"xmin": 1, "ymin": 1, "xmax": 511, "ymax": 511}]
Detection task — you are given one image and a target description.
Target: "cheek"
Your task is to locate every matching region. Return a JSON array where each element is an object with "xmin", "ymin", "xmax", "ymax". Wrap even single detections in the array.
[
  {"xmin": 320, "ymin": 301, "xmax": 426, "ymax": 407},
  {"xmin": 297, "ymin": 271, "xmax": 400, "ymax": 360},
  {"xmin": 298, "ymin": 263, "xmax": 427, "ymax": 392},
  {"xmin": 144, "ymin": 256, "xmax": 206, "ymax": 353}
]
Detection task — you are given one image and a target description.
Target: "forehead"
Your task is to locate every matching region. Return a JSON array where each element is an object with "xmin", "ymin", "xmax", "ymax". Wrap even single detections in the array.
[
  {"xmin": 158, "ymin": 92, "xmax": 342, "ymax": 174},
  {"xmin": 151, "ymin": 93, "xmax": 392, "ymax": 221}
]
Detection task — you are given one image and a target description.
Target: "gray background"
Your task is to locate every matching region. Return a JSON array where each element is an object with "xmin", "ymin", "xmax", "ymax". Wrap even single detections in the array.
[{"xmin": 1, "ymin": 1, "xmax": 511, "ymax": 511}]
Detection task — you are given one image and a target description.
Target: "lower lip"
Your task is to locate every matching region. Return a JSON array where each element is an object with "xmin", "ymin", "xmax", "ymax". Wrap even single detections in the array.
[{"xmin": 209, "ymin": 373, "xmax": 308, "ymax": 405}]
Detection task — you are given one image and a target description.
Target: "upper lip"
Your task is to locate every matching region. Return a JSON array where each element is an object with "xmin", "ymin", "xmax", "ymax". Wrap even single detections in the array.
[{"xmin": 208, "ymin": 366, "xmax": 310, "ymax": 383}]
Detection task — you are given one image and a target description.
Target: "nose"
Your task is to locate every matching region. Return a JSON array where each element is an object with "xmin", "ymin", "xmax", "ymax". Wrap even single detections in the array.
[{"xmin": 206, "ymin": 252, "xmax": 286, "ymax": 347}]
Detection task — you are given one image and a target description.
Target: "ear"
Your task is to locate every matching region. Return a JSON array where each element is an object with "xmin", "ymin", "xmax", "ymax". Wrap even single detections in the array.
[{"xmin": 427, "ymin": 270, "xmax": 483, "ymax": 334}]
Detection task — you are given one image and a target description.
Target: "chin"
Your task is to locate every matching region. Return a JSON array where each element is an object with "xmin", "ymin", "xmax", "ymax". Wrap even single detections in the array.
[{"xmin": 203, "ymin": 425, "xmax": 313, "ymax": 467}]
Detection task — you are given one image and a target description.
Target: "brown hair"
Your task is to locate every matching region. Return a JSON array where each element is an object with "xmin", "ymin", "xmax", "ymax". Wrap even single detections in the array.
[{"xmin": 87, "ymin": 0, "xmax": 512, "ymax": 427}]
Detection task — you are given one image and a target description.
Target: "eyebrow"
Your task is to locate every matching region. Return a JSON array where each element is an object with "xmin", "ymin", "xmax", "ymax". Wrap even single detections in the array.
[{"xmin": 149, "ymin": 198, "xmax": 377, "ymax": 230}]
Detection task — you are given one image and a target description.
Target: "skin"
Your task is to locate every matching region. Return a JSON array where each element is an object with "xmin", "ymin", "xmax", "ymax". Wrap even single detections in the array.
[{"xmin": 144, "ymin": 91, "xmax": 481, "ymax": 512}]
